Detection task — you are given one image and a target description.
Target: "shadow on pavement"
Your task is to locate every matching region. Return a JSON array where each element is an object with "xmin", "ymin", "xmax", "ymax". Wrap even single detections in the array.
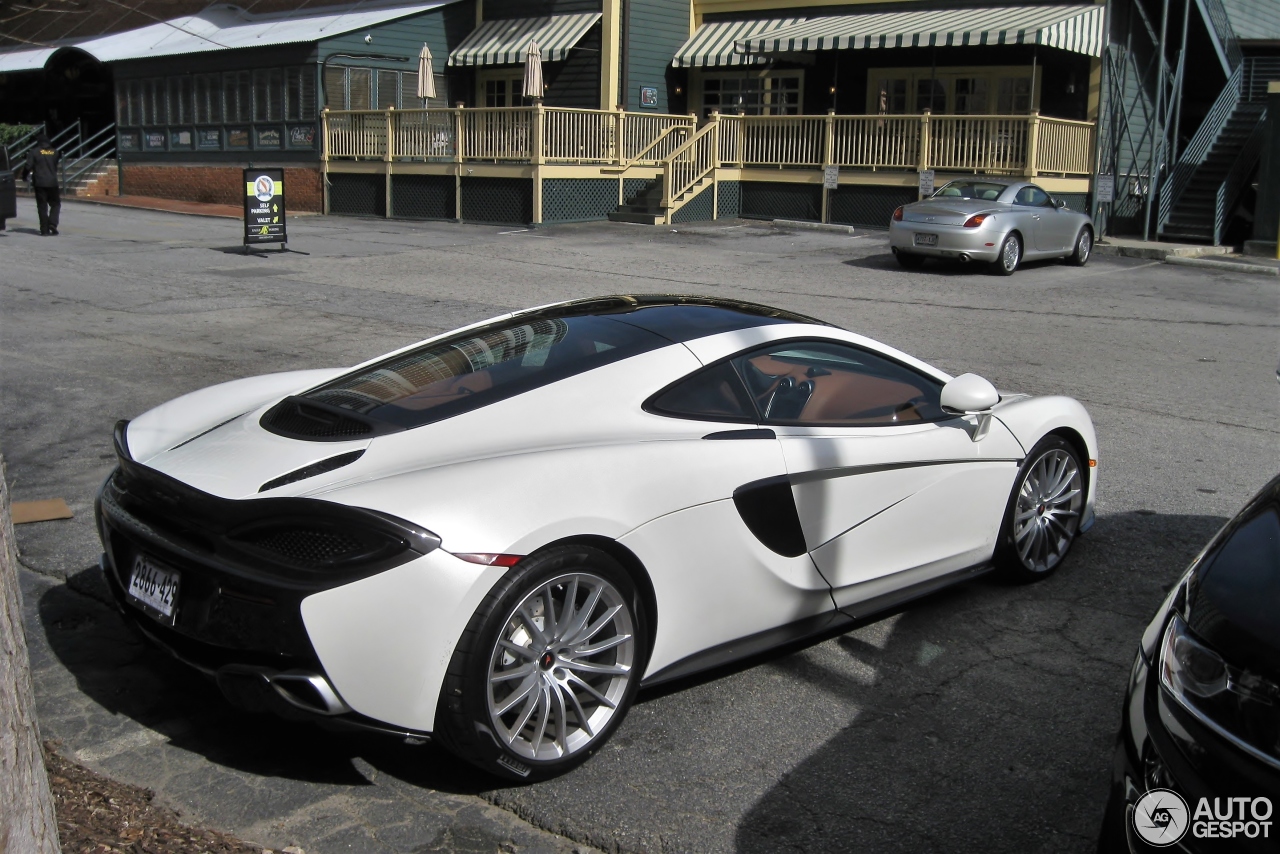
[
  {"xmin": 36, "ymin": 509, "xmax": 1228, "ymax": 846},
  {"xmin": 732, "ymin": 510, "xmax": 1226, "ymax": 854}
]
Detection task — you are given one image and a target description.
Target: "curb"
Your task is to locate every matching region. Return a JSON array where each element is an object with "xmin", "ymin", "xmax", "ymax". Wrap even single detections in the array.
[
  {"xmin": 1093, "ymin": 243, "xmax": 1234, "ymax": 260},
  {"xmin": 1164, "ymin": 256, "xmax": 1280, "ymax": 276},
  {"xmin": 772, "ymin": 219, "xmax": 859, "ymax": 235}
]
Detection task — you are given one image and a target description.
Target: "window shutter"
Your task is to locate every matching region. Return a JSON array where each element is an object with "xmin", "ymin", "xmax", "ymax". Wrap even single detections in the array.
[
  {"xmin": 324, "ymin": 66, "xmax": 347, "ymax": 109},
  {"xmin": 349, "ymin": 68, "xmax": 371, "ymax": 110},
  {"xmin": 378, "ymin": 69, "xmax": 399, "ymax": 109}
]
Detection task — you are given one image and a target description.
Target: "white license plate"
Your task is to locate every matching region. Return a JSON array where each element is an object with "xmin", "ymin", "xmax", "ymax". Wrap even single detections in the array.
[
  {"xmin": 128, "ymin": 554, "xmax": 181, "ymax": 624},
  {"xmin": 913, "ymin": 233, "xmax": 938, "ymax": 246}
]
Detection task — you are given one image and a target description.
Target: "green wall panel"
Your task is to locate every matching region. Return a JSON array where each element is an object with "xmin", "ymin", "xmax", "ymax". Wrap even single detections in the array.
[
  {"xmin": 542, "ymin": 178, "xmax": 617, "ymax": 222},
  {"xmin": 672, "ymin": 185, "xmax": 713, "ymax": 223},
  {"xmin": 625, "ymin": 0, "xmax": 688, "ymax": 113}
]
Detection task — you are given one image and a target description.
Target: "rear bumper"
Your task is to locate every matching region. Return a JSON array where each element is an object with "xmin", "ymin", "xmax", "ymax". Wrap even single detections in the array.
[{"xmin": 888, "ymin": 220, "xmax": 1002, "ymax": 261}]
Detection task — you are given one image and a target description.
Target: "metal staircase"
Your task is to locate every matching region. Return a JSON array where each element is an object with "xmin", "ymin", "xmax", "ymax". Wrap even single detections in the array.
[{"xmin": 1155, "ymin": 13, "xmax": 1272, "ymax": 245}]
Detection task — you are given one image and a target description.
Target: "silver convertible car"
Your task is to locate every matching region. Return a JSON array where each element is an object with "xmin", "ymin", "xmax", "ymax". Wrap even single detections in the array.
[{"xmin": 889, "ymin": 178, "xmax": 1094, "ymax": 274}]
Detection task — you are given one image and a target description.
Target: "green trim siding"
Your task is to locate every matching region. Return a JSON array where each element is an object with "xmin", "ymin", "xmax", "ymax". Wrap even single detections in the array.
[
  {"xmin": 484, "ymin": 0, "xmax": 602, "ymax": 20},
  {"xmin": 317, "ymin": 2, "xmax": 475, "ymax": 72},
  {"xmin": 626, "ymin": 0, "xmax": 689, "ymax": 113}
]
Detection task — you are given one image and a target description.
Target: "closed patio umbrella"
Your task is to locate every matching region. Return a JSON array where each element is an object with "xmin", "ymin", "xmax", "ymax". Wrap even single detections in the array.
[
  {"xmin": 522, "ymin": 39, "xmax": 543, "ymax": 101},
  {"xmin": 416, "ymin": 43, "xmax": 436, "ymax": 104}
]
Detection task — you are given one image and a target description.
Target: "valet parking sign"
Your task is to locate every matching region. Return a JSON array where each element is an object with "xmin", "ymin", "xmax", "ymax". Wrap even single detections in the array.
[{"xmin": 244, "ymin": 168, "xmax": 286, "ymax": 249}]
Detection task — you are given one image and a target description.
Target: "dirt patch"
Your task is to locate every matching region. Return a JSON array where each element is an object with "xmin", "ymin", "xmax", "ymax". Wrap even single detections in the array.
[{"xmin": 45, "ymin": 741, "xmax": 289, "ymax": 854}]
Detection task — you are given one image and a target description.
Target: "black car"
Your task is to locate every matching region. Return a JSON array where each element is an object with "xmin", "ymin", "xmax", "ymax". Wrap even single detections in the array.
[
  {"xmin": 0, "ymin": 145, "xmax": 16, "ymax": 229},
  {"xmin": 1101, "ymin": 474, "xmax": 1280, "ymax": 852}
]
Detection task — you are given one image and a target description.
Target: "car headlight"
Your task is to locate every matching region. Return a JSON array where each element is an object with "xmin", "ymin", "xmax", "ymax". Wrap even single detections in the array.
[{"xmin": 1158, "ymin": 614, "xmax": 1280, "ymax": 770}]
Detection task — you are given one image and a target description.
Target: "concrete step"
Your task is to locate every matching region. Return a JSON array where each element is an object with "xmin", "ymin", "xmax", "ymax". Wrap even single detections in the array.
[{"xmin": 608, "ymin": 210, "xmax": 664, "ymax": 225}]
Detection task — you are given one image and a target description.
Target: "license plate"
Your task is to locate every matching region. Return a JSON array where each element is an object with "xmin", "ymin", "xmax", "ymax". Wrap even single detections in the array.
[
  {"xmin": 128, "ymin": 554, "xmax": 181, "ymax": 625},
  {"xmin": 913, "ymin": 233, "xmax": 938, "ymax": 246}
]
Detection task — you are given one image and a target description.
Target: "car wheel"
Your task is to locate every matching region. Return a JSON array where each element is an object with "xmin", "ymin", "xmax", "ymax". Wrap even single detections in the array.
[
  {"xmin": 896, "ymin": 251, "xmax": 926, "ymax": 269},
  {"xmin": 1067, "ymin": 227, "xmax": 1092, "ymax": 266},
  {"xmin": 995, "ymin": 436, "xmax": 1085, "ymax": 582},
  {"xmin": 435, "ymin": 545, "xmax": 646, "ymax": 781},
  {"xmin": 990, "ymin": 233, "xmax": 1021, "ymax": 276}
]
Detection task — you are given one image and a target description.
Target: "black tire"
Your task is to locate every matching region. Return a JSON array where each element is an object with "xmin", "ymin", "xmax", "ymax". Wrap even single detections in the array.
[
  {"xmin": 995, "ymin": 435, "xmax": 1085, "ymax": 583},
  {"xmin": 1067, "ymin": 226, "xmax": 1093, "ymax": 267},
  {"xmin": 435, "ymin": 545, "xmax": 647, "ymax": 781},
  {"xmin": 896, "ymin": 251, "xmax": 927, "ymax": 269},
  {"xmin": 989, "ymin": 232, "xmax": 1022, "ymax": 276}
]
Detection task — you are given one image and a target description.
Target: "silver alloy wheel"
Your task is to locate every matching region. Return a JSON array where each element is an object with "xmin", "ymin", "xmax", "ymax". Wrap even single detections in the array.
[
  {"xmin": 1002, "ymin": 234, "xmax": 1021, "ymax": 271},
  {"xmin": 1077, "ymin": 229, "xmax": 1091, "ymax": 262},
  {"xmin": 486, "ymin": 572, "xmax": 635, "ymax": 761},
  {"xmin": 1013, "ymin": 449, "xmax": 1083, "ymax": 572}
]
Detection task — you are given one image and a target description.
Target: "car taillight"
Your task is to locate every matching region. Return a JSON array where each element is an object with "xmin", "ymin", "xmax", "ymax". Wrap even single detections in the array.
[
  {"xmin": 963, "ymin": 214, "xmax": 988, "ymax": 228},
  {"xmin": 892, "ymin": 206, "xmax": 904, "ymax": 222}
]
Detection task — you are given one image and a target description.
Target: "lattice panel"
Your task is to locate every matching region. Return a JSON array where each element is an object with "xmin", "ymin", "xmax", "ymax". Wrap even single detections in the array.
[
  {"xmin": 716, "ymin": 181, "xmax": 741, "ymax": 219},
  {"xmin": 741, "ymin": 183, "xmax": 821, "ymax": 221},
  {"xmin": 1055, "ymin": 193, "xmax": 1089, "ymax": 212},
  {"xmin": 829, "ymin": 186, "xmax": 916, "ymax": 229},
  {"xmin": 623, "ymin": 178, "xmax": 657, "ymax": 205},
  {"xmin": 328, "ymin": 173, "xmax": 385, "ymax": 217},
  {"xmin": 459, "ymin": 177, "xmax": 532, "ymax": 225},
  {"xmin": 392, "ymin": 175, "xmax": 455, "ymax": 220},
  {"xmin": 672, "ymin": 187, "xmax": 714, "ymax": 223},
  {"xmin": 542, "ymin": 179, "xmax": 617, "ymax": 222}
]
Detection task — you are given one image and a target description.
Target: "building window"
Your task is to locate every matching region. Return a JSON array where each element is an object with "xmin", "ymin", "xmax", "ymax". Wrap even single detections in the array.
[
  {"xmin": 477, "ymin": 71, "xmax": 524, "ymax": 107},
  {"xmin": 193, "ymin": 74, "xmax": 222, "ymax": 124},
  {"xmin": 168, "ymin": 76, "xmax": 191, "ymax": 124},
  {"xmin": 997, "ymin": 77, "xmax": 1033, "ymax": 114},
  {"xmin": 349, "ymin": 68, "xmax": 372, "ymax": 110},
  {"xmin": 148, "ymin": 79, "xmax": 168, "ymax": 125},
  {"xmin": 254, "ymin": 68, "xmax": 283, "ymax": 121},
  {"xmin": 868, "ymin": 67, "xmax": 1040, "ymax": 115},
  {"xmin": 699, "ymin": 71, "xmax": 802, "ymax": 117},
  {"xmin": 285, "ymin": 67, "xmax": 317, "ymax": 120},
  {"xmin": 224, "ymin": 71, "xmax": 252, "ymax": 122}
]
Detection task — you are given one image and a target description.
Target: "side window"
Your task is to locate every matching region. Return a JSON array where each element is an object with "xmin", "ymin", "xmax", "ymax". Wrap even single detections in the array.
[
  {"xmin": 1014, "ymin": 186, "xmax": 1050, "ymax": 207},
  {"xmin": 647, "ymin": 361, "xmax": 755, "ymax": 422},
  {"xmin": 734, "ymin": 342, "xmax": 944, "ymax": 426}
]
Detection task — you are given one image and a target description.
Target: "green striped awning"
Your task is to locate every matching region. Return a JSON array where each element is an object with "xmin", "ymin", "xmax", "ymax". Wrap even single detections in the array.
[
  {"xmin": 448, "ymin": 13, "xmax": 602, "ymax": 66},
  {"xmin": 671, "ymin": 17, "xmax": 807, "ymax": 68},
  {"xmin": 738, "ymin": 5, "xmax": 1105, "ymax": 58}
]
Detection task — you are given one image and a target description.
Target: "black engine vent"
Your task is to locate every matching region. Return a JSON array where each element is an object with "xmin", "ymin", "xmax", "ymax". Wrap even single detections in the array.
[
  {"xmin": 236, "ymin": 527, "xmax": 369, "ymax": 566},
  {"xmin": 259, "ymin": 450, "xmax": 366, "ymax": 493},
  {"xmin": 260, "ymin": 397, "xmax": 378, "ymax": 441}
]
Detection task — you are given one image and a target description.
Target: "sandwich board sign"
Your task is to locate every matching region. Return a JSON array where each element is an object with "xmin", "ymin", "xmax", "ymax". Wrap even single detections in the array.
[{"xmin": 244, "ymin": 168, "xmax": 286, "ymax": 251}]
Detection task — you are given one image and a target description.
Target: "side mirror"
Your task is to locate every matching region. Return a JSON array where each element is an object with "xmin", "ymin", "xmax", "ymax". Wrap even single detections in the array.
[
  {"xmin": 1055, "ymin": 198, "xmax": 1068, "ymax": 209},
  {"xmin": 941, "ymin": 373, "xmax": 999, "ymax": 414}
]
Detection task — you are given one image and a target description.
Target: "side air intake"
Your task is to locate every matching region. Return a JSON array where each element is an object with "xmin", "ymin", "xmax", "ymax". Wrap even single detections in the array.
[{"xmin": 260, "ymin": 397, "xmax": 381, "ymax": 441}]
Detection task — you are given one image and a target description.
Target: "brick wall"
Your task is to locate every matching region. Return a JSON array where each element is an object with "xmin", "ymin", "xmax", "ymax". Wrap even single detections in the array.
[{"xmin": 120, "ymin": 164, "xmax": 323, "ymax": 212}]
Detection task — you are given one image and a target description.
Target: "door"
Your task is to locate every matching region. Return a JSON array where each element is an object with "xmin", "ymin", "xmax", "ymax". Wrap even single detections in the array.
[
  {"xmin": 733, "ymin": 340, "xmax": 1025, "ymax": 609},
  {"xmin": 1012, "ymin": 184, "xmax": 1064, "ymax": 252}
]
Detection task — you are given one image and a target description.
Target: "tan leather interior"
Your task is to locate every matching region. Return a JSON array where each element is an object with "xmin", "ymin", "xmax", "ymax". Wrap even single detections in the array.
[{"xmin": 748, "ymin": 355, "xmax": 927, "ymax": 425}]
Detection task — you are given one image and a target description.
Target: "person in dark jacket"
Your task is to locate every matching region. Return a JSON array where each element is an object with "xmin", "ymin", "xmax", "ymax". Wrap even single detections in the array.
[{"xmin": 22, "ymin": 133, "xmax": 61, "ymax": 235}]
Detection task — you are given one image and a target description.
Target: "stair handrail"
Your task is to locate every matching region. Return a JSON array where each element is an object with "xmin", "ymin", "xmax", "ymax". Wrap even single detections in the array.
[
  {"xmin": 49, "ymin": 120, "xmax": 81, "ymax": 154},
  {"xmin": 1244, "ymin": 57, "xmax": 1280, "ymax": 103},
  {"xmin": 620, "ymin": 124, "xmax": 691, "ymax": 169},
  {"xmin": 1157, "ymin": 63, "xmax": 1243, "ymax": 230},
  {"xmin": 6, "ymin": 123, "xmax": 47, "ymax": 165},
  {"xmin": 61, "ymin": 123, "xmax": 117, "ymax": 189},
  {"xmin": 1213, "ymin": 108, "xmax": 1267, "ymax": 245},
  {"xmin": 662, "ymin": 121, "xmax": 718, "ymax": 209},
  {"xmin": 1192, "ymin": 0, "xmax": 1242, "ymax": 73}
]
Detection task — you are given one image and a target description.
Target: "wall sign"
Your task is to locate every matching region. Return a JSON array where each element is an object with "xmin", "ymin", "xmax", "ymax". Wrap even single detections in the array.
[
  {"xmin": 1094, "ymin": 174, "xmax": 1114, "ymax": 203},
  {"xmin": 198, "ymin": 129, "xmax": 222, "ymax": 150},
  {"xmin": 227, "ymin": 128, "xmax": 250, "ymax": 148},
  {"xmin": 255, "ymin": 127, "xmax": 282, "ymax": 148},
  {"xmin": 288, "ymin": 124, "xmax": 317, "ymax": 148},
  {"xmin": 639, "ymin": 87, "xmax": 658, "ymax": 109},
  {"xmin": 823, "ymin": 165, "xmax": 839, "ymax": 190},
  {"xmin": 118, "ymin": 132, "xmax": 139, "ymax": 152},
  {"xmin": 918, "ymin": 169, "xmax": 935, "ymax": 198},
  {"xmin": 243, "ymin": 168, "xmax": 287, "ymax": 250},
  {"xmin": 170, "ymin": 129, "xmax": 193, "ymax": 149},
  {"xmin": 144, "ymin": 131, "xmax": 166, "ymax": 150}
]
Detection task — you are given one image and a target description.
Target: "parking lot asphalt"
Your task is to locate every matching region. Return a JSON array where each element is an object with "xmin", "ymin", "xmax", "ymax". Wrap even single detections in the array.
[{"xmin": 1, "ymin": 196, "xmax": 1276, "ymax": 853}]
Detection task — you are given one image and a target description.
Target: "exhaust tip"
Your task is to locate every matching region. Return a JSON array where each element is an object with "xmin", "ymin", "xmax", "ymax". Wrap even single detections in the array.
[
  {"xmin": 959, "ymin": 253, "xmax": 971, "ymax": 263},
  {"xmin": 270, "ymin": 671, "xmax": 351, "ymax": 716}
]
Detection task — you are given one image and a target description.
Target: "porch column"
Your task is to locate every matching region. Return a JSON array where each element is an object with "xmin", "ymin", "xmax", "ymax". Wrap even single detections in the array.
[
  {"xmin": 918, "ymin": 108, "xmax": 931, "ymax": 175},
  {"xmin": 532, "ymin": 101, "xmax": 545, "ymax": 225},
  {"xmin": 600, "ymin": 0, "xmax": 623, "ymax": 110},
  {"xmin": 320, "ymin": 108, "xmax": 331, "ymax": 215},
  {"xmin": 1025, "ymin": 111, "xmax": 1041, "ymax": 178},
  {"xmin": 822, "ymin": 110, "xmax": 835, "ymax": 224},
  {"xmin": 384, "ymin": 107, "xmax": 394, "ymax": 218}
]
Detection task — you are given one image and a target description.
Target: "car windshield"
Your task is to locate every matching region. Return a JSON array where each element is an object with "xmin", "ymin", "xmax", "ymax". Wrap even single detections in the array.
[
  {"xmin": 300, "ymin": 314, "xmax": 670, "ymax": 429},
  {"xmin": 932, "ymin": 181, "xmax": 1006, "ymax": 202}
]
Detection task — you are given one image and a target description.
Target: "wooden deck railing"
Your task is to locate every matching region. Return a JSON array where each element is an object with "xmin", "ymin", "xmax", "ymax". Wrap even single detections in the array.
[{"xmin": 325, "ymin": 107, "xmax": 1093, "ymax": 178}]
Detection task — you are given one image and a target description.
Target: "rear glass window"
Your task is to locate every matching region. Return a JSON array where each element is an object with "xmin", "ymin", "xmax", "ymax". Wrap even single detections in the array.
[
  {"xmin": 933, "ymin": 181, "xmax": 1007, "ymax": 202},
  {"xmin": 302, "ymin": 315, "xmax": 669, "ymax": 429}
]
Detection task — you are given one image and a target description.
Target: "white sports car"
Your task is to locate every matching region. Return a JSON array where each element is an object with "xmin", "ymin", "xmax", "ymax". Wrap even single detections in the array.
[{"xmin": 96, "ymin": 295, "xmax": 1097, "ymax": 780}]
